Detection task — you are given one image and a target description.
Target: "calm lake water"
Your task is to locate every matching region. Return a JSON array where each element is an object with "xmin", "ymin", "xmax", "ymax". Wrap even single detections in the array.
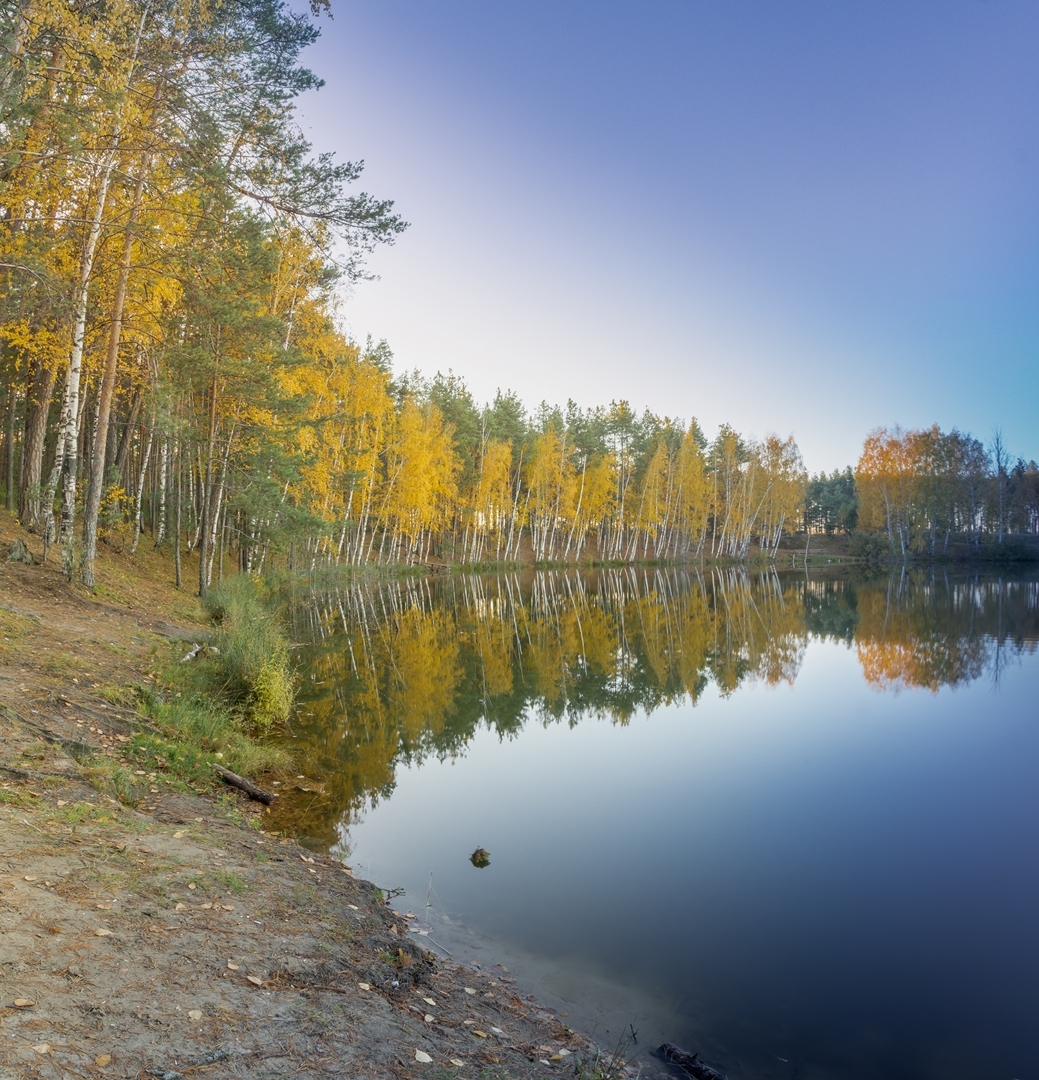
[{"xmin": 273, "ymin": 569, "xmax": 1039, "ymax": 1080}]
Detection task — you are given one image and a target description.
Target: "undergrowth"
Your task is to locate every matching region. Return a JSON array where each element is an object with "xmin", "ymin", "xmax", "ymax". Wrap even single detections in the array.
[
  {"xmin": 202, "ymin": 575, "xmax": 295, "ymax": 729},
  {"xmin": 85, "ymin": 574, "xmax": 297, "ymax": 807}
]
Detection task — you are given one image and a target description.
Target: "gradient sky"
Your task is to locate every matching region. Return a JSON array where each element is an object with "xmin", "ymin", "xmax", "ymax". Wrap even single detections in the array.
[{"xmin": 295, "ymin": 1, "xmax": 1039, "ymax": 472}]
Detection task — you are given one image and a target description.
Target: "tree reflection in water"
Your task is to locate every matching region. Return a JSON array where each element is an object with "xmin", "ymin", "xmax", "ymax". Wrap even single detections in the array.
[{"xmin": 274, "ymin": 570, "xmax": 1039, "ymax": 847}]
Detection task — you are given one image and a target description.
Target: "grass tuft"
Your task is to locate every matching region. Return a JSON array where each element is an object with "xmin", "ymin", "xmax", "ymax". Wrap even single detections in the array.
[{"xmin": 203, "ymin": 576, "xmax": 295, "ymax": 728}]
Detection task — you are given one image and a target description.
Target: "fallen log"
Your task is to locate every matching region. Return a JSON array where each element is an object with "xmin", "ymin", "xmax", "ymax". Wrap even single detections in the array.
[
  {"xmin": 212, "ymin": 764, "xmax": 277, "ymax": 805},
  {"xmin": 658, "ymin": 1044, "xmax": 727, "ymax": 1080}
]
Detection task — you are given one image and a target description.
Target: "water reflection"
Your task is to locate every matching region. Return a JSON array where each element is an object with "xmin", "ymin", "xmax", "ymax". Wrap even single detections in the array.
[{"xmin": 275, "ymin": 570, "xmax": 1039, "ymax": 845}]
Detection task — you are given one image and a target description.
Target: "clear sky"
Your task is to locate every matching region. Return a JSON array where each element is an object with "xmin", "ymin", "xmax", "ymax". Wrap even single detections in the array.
[{"xmin": 295, "ymin": 1, "xmax": 1039, "ymax": 472}]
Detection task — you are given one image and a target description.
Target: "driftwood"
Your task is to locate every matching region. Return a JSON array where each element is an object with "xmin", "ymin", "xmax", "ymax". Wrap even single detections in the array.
[
  {"xmin": 658, "ymin": 1044, "xmax": 727, "ymax": 1080},
  {"xmin": 213, "ymin": 764, "xmax": 277, "ymax": 805}
]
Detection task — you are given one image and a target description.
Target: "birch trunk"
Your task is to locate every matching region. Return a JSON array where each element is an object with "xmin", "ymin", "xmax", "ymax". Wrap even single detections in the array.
[
  {"xmin": 82, "ymin": 159, "xmax": 150, "ymax": 585},
  {"xmin": 154, "ymin": 436, "xmax": 169, "ymax": 548},
  {"xmin": 129, "ymin": 426, "xmax": 153, "ymax": 553}
]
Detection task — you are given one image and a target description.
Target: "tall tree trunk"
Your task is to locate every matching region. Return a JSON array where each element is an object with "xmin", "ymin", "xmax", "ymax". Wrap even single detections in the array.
[
  {"xmin": 198, "ymin": 376, "xmax": 218, "ymax": 598},
  {"xmin": 45, "ymin": 146, "xmax": 119, "ymax": 575},
  {"xmin": 82, "ymin": 159, "xmax": 149, "ymax": 586},
  {"xmin": 45, "ymin": 2, "xmax": 149, "ymax": 578},
  {"xmin": 204, "ymin": 426, "xmax": 233, "ymax": 589},
  {"xmin": 4, "ymin": 384, "xmax": 16, "ymax": 511},
  {"xmin": 154, "ymin": 435, "xmax": 168, "ymax": 548},
  {"xmin": 174, "ymin": 440, "xmax": 182, "ymax": 589},
  {"xmin": 113, "ymin": 387, "xmax": 142, "ymax": 485},
  {"xmin": 129, "ymin": 425, "xmax": 153, "ymax": 553},
  {"xmin": 18, "ymin": 356, "xmax": 57, "ymax": 527}
]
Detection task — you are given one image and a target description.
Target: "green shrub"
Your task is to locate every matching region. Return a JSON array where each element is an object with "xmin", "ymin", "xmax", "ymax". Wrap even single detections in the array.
[
  {"xmin": 203, "ymin": 576, "xmax": 294, "ymax": 727},
  {"xmin": 849, "ymin": 530, "xmax": 890, "ymax": 569}
]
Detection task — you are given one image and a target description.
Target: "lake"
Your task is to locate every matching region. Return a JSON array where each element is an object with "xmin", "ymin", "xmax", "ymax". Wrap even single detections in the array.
[{"xmin": 272, "ymin": 568, "xmax": 1039, "ymax": 1080}]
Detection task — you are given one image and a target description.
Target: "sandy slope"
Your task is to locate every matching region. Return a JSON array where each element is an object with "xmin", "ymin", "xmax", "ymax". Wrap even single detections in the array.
[{"xmin": 0, "ymin": 518, "xmax": 609, "ymax": 1079}]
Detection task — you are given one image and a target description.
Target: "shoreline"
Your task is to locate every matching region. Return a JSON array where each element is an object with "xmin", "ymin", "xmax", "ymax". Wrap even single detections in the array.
[{"xmin": 0, "ymin": 516, "xmax": 637, "ymax": 1080}]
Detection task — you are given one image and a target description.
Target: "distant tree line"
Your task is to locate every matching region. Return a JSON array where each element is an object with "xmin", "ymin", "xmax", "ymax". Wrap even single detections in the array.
[
  {"xmin": 855, "ymin": 425, "xmax": 1039, "ymax": 555},
  {"xmin": 0, "ymin": 0, "xmax": 813, "ymax": 588},
  {"xmin": 0, "ymin": 0, "xmax": 1035, "ymax": 584},
  {"xmin": 803, "ymin": 468, "xmax": 858, "ymax": 534},
  {"xmin": 803, "ymin": 427, "xmax": 1038, "ymax": 553}
]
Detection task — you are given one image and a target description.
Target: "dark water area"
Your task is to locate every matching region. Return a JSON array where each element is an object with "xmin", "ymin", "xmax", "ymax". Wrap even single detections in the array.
[{"xmin": 273, "ymin": 569, "xmax": 1039, "ymax": 1080}]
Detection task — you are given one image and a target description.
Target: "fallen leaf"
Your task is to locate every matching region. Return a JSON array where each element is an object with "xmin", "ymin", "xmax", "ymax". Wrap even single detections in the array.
[
  {"xmin": 347, "ymin": 904, "xmax": 359, "ymax": 911},
  {"xmin": 221, "ymin": 903, "xmax": 235, "ymax": 911},
  {"xmin": 357, "ymin": 982, "xmax": 370, "ymax": 990},
  {"xmin": 188, "ymin": 1009, "xmax": 202, "ymax": 1020},
  {"xmin": 13, "ymin": 999, "xmax": 34, "ymax": 1008},
  {"xmin": 94, "ymin": 1053, "xmax": 111, "ymax": 1067},
  {"xmin": 174, "ymin": 903, "xmax": 187, "ymax": 912},
  {"xmin": 423, "ymin": 997, "xmax": 436, "ymax": 1006},
  {"xmin": 23, "ymin": 875, "xmax": 37, "ymax": 882},
  {"xmin": 449, "ymin": 1060, "xmax": 466, "ymax": 1068},
  {"xmin": 246, "ymin": 975, "xmax": 263, "ymax": 986},
  {"xmin": 464, "ymin": 986, "xmax": 476, "ymax": 995},
  {"xmin": 187, "ymin": 883, "xmax": 197, "ymax": 890},
  {"xmin": 415, "ymin": 1050, "xmax": 432, "ymax": 1064},
  {"xmin": 173, "ymin": 831, "xmax": 184, "ymax": 838},
  {"xmin": 424, "ymin": 1013, "xmax": 434, "ymax": 1023},
  {"xmin": 557, "ymin": 1049, "xmax": 571, "ymax": 1057},
  {"xmin": 472, "ymin": 1030, "xmax": 488, "ymax": 1038},
  {"xmin": 227, "ymin": 962, "xmax": 239, "ymax": 971},
  {"xmin": 32, "ymin": 1043, "xmax": 51, "ymax": 1055},
  {"xmin": 549, "ymin": 1054, "xmax": 564, "ymax": 1062},
  {"xmin": 201, "ymin": 902, "xmax": 213, "ymax": 910},
  {"xmin": 56, "ymin": 800, "xmax": 67, "ymax": 807},
  {"xmin": 490, "ymin": 1027, "xmax": 504, "ymax": 1035},
  {"xmin": 95, "ymin": 928, "xmax": 114, "ymax": 936}
]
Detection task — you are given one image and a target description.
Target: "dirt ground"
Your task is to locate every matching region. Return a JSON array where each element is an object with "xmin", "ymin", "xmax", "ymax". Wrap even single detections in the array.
[{"xmin": 0, "ymin": 516, "xmax": 624, "ymax": 1080}]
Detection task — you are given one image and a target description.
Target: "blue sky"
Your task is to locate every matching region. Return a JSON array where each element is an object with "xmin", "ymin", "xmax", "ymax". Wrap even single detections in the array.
[{"xmin": 296, "ymin": 1, "xmax": 1039, "ymax": 472}]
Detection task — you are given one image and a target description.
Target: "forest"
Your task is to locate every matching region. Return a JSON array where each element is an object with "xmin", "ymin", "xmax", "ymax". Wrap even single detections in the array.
[{"xmin": 1, "ymin": 0, "xmax": 1037, "ymax": 593}]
